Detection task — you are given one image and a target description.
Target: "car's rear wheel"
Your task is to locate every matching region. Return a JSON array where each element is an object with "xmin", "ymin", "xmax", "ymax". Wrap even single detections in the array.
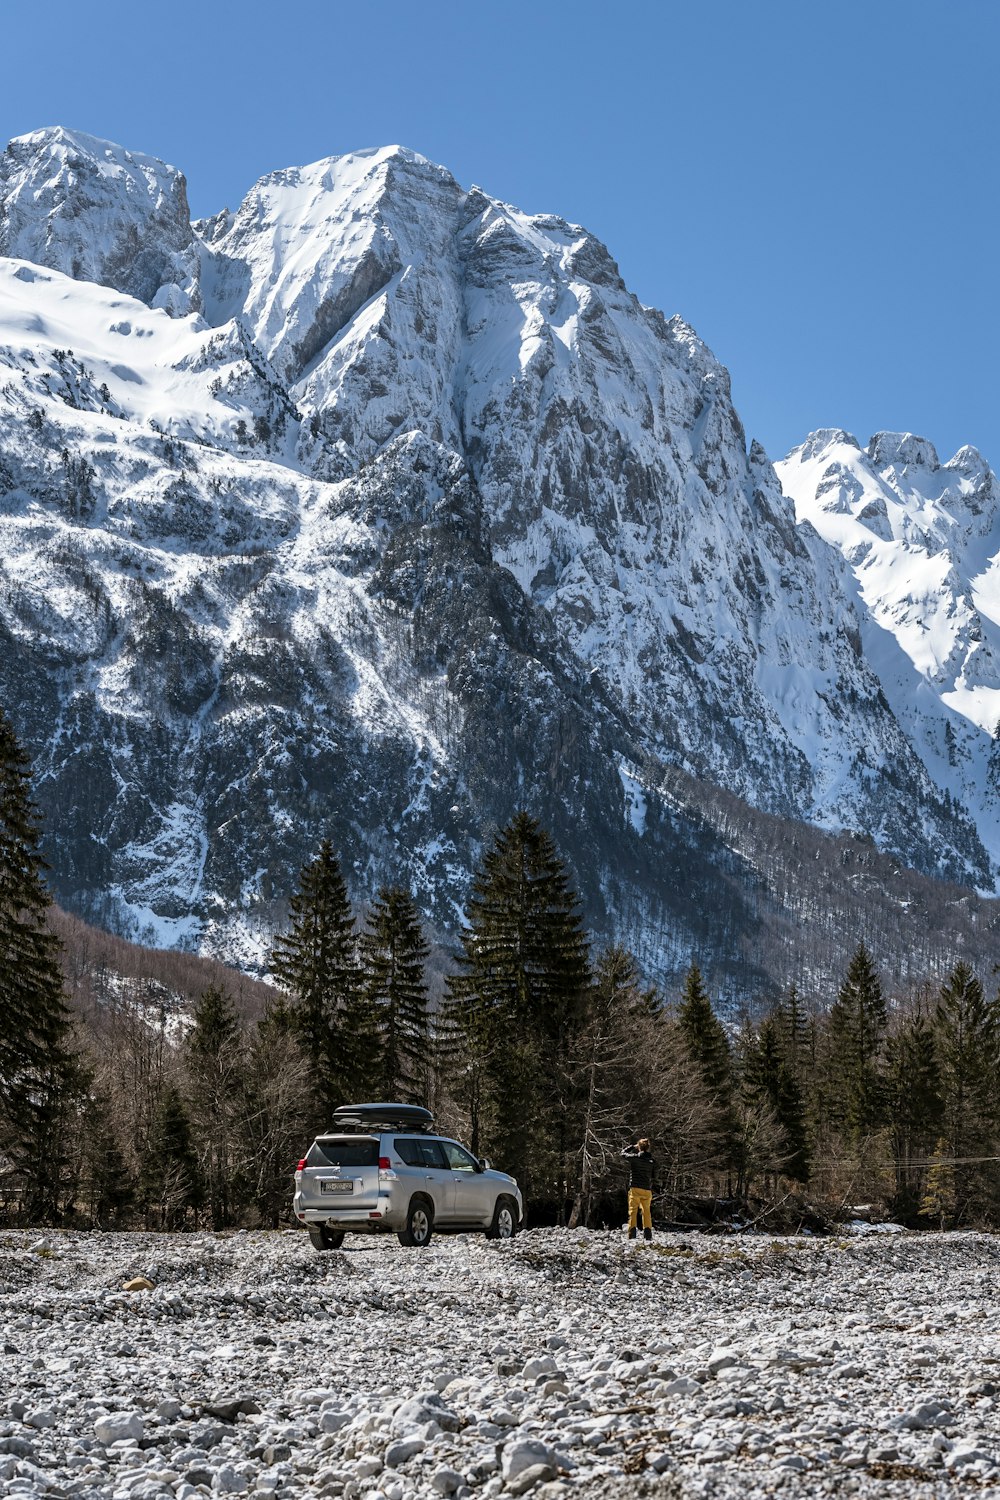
[
  {"xmin": 397, "ymin": 1196, "xmax": 434, "ymax": 1248},
  {"xmin": 308, "ymin": 1225, "xmax": 346, "ymax": 1252},
  {"xmin": 485, "ymin": 1196, "xmax": 518, "ymax": 1240}
]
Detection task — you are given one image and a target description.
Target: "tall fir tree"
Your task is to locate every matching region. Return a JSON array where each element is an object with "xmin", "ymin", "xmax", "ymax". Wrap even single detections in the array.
[
  {"xmin": 824, "ymin": 943, "xmax": 888, "ymax": 1142},
  {"xmin": 0, "ymin": 709, "xmax": 80, "ymax": 1223},
  {"xmin": 884, "ymin": 1008, "xmax": 943, "ymax": 1217},
  {"xmin": 775, "ymin": 986, "xmax": 811, "ymax": 1080},
  {"xmin": 676, "ymin": 962, "xmax": 735, "ymax": 1180},
  {"xmin": 445, "ymin": 812, "xmax": 590, "ymax": 1207},
  {"xmin": 270, "ymin": 840, "xmax": 370, "ymax": 1125},
  {"xmin": 740, "ymin": 1012, "xmax": 811, "ymax": 1184},
  {"xmin": 359, "ymin": 886, "xmax": 431, "ymax": 1103},
  {"xmin": 185, "ymin": 986, "xmax": 243, "ymax": 1228},
  {"xmin": 140, "ymin": 1084, "xmax": 203, "ymax": 1229},
  {"xmin": 933, "ymin": 961, "xmax": 1000, "ymax": 1220},
  {"xmin": 78, "ymin": 1088, "xmax": 136, "ymax": 1228}
]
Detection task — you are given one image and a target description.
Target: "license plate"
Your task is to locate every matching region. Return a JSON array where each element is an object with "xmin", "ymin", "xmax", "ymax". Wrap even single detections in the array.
[{"xmin": 321, "ymin": 1180, "xmax": 354, "ymax": 1194}]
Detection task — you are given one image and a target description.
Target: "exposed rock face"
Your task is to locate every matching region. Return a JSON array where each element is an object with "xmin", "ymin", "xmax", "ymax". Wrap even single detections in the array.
[
  {"xmin": 0, "ymin": 128, "xmax": 997, "ymax": 998},
  {"xmin": 0, "ymin": 127, "xmax": 197, "ymax": 310},
  {"xmin": 777, "ymin": 428, "xmax": 1000, "ymax": 874}
]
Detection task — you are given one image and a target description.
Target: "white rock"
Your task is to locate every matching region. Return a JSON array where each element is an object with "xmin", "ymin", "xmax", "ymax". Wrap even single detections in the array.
[
  {"xmin": 945, "ymin": 1446, "xmax": 997, "ymax": 1469},
  {"xmin": 430, "ymin": 1467, "xmax": 464, "ymax": 1494},
  {"xmin": 319, "ymin": 1410, "xmax": 351, "ymax": 1434},
  {"xmin": 662, "ymin": 1377, "xmax": 702, "ymax": 1397},
  {"xmin": 391, "ymin": 1393, "xmax": 459, "ymax": 1434},
  {"xmin": 384, "ymin": 1437, "xmax": 426, "ymax": 1467},
  {"xmin": 503, "ymin": 1438, "xmax": 559, "ymax": 1481},
  {"xmin": 212, "ymin": 1466, "xmax": 248, "ymax": 1494},
  {"xmin": 706, "ymin": 1348, "xmax": 739, "ymax": 1375},
  {"xmin": 94, "ymin": 1411, "xmax": 144, "ymax": 1444}
]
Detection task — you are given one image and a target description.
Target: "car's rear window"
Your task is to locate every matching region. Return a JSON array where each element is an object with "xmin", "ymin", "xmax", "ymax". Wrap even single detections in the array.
[{"xmin": 306, "ymin": 1136, "xmax": 378, "ymax": 1167}]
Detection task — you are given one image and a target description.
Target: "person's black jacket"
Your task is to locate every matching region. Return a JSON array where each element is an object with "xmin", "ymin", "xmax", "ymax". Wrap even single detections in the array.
[{"xmin": 621, "ymin": 1146, "xmax": 654, "ymax": 1190}]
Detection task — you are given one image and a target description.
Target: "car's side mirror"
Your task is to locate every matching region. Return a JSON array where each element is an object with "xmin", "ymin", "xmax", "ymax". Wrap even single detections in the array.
[{"xmin": 478, "ymin": 1157, "xmax": 491, "ymax": 1172}]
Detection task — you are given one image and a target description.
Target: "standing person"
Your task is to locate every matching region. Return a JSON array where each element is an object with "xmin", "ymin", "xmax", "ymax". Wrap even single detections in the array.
[{"xmin": 621, "ymin": 1137, "xmax": 654, "ymax": 1241}]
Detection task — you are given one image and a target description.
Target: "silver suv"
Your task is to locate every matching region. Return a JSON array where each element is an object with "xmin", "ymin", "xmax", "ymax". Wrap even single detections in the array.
[{"xmin": 293, "ymin": 1103, "xmax": 523, "ymax": 1250}]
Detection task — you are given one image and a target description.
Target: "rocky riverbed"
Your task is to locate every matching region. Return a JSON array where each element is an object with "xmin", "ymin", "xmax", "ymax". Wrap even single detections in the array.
[{"xmin": 3, "ymin": 1226, "xmax": 1000, "ymax": 1498}]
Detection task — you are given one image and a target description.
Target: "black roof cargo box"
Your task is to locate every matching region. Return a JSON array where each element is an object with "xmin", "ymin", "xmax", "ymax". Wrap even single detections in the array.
[{"xmin": 330, "ymin": 1102, "xmax": 434, "ymax": 1133}]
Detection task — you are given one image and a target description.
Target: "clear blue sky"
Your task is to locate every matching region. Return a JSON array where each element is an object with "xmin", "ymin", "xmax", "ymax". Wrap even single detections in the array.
[{"xmin": 3, "ymin": 0, "xmax": 997, "ymax": 465}]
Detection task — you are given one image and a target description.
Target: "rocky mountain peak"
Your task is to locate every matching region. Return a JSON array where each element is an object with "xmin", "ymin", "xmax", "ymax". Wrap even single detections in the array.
[
  {"xmin": 794, "ymin": 428, "xmax": 862, "ymax": 461},
  {"xmin": 867, "ymin": 431, "xmax": 940, "ymax": 471},
  {"xmin": 200, "ymin": 143, "xmax": 462, "ymax": 387},
  {"xmin": 0, "ymin": 126, "xmax": 195, "ymax": 310}
]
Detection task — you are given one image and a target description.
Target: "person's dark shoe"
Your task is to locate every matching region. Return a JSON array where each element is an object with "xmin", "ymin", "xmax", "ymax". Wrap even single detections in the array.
[
  {"xmin": 644, "ymin": 1228, "xmax": 653, "ymax": 1242},
  {"xmin": 627, "ymin": 1228, "xmax": 637, "ymax": 1240}
]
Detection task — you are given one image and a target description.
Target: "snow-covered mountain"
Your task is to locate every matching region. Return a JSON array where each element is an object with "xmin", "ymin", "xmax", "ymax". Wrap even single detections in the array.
[
  {"xmin": 0, "ymin": 126, "xmax": 997, "ymax": 996},
  {"xmin": 777, "ymin": 430, "xmax": 1000, "ymax": 870}
]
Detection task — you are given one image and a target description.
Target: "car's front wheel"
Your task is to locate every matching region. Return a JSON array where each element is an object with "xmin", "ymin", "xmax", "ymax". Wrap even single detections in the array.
[
  {"xmin": 397, "ymin": 1197, "xmax": 434, "ymax": 1248},
  {"xmin": 485, "ymin": 1196, "xmax": 518, "ymax": 1240},
  {"xmin": 308, "ymin": 1225, "xmax": 346, "ymax": 1252}
]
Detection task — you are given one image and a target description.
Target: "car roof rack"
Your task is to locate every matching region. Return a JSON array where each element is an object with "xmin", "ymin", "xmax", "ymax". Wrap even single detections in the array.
[{"xmin": 327, "ymin": 1102, "xmax": 435, "ymax": 1134}]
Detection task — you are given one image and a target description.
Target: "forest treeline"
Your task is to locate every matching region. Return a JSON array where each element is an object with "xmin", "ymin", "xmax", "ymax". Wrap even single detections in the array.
[{"xmin": 2, "ymin": 706, "xmax": 1000, "ymax": 1232}]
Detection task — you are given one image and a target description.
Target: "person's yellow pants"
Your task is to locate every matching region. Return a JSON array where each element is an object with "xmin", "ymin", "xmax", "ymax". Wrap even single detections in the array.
[{"xmin": 628, "ymin": 1187, "xmax": 653, "ymax": 1231}]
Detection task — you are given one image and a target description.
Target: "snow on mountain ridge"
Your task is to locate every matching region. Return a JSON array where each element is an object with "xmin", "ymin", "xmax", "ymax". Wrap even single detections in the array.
[
  {"xmin": 0, "ymin": 126, "xmax": 196, "ymax": 312},
  {"xmin": 778, "ymin": 428, "xmax": 1000, "ymax": 867}
]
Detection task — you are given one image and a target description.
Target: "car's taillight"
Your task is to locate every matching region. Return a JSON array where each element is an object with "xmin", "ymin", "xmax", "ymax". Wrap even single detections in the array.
[
  {"xmin": 296, "ymin": 1159, "xmax": 306, "ymax": 1171},
  {"xmin": 378, "ymin": 1156, "xmax": 391, "ymax": 1170}
]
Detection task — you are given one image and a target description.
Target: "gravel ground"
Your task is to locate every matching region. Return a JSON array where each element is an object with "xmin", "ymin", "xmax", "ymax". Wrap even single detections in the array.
[{"xmin": 3, "ymin": 1226, "xmax": 1000, "ymax": 1498}]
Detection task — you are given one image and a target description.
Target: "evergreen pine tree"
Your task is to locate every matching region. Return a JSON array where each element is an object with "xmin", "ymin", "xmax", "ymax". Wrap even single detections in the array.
[
  {"xmin": 741, "ymin": 1013, "xmax": 811, "ymax": 1183},
  {"xmin": 933, "ymin": 961, "xmax": 1000, "ymax": 1220},
  {"xmin": 270, "ymin": 840, "xmax": 367, "ymax": 1125},
  {"xmin": 920, "ymin": 1138, "xmax": 957, "ymax": 1230},
  {"xmin": 359, "ymin": 886, "xmax": 431, "ymax": 1102},
  {"xmin": 775, "ymin": 986, "xmax": 811, "ymax": 1078},
  {"xmin": 824, "ymin": 943, "xmax": 888, "ymax": 1142},
  {"xmin": 444, "ymin": 812, "xmax": 590, "ymax": 1207},
  {"xmin": 79, "ymin": 1088, "xmax": 136, "ymax": 1228},
  {"xmin": 141, "ymin": 1084, "xmax": 202, "ymax": 1229},
  {"xmin": 0, "ymin": 709, "xmax": 79, "ymax": 1223},
  {"xmin": 884, "ymin": 1008, "xmax": 943, "ymax": 1218},
  {"xmin": 676, "ymin": 962, "xmax": 735, "ymax": 1180},
  {"xmin": 186, "ymin": 986, "xmax": 243, "ymax": 1228}
]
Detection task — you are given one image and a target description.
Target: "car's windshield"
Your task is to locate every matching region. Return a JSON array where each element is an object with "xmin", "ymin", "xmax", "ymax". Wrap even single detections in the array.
[{"xmin": 306, "ymin": 1136, "xmax": 378, "ymax": 1167}]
